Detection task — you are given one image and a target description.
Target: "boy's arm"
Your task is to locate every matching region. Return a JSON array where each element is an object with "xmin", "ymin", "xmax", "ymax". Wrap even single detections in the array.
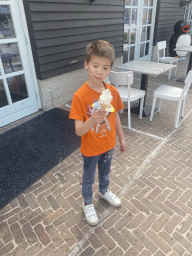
[
  {"xmin": 75, "ymin": 110, "xmax": 107, "ymax": 136},
  {"xmin": 116, "ymin": 112, "xmax": 126, "ymax": 153}
]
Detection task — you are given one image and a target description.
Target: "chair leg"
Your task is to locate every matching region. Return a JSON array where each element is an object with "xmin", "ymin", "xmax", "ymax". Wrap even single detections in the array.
[
  {"xmin": 127, "ymin": 101, "xmax": 131, "ymax": 129},
  {"xmin": 139, "ymin": 96, "xmax": 144, "ymax": 120},
  {"xmin": 181, "ymin": 98, "xmax": 186, "ymax": 117},
  {"xmin": 175, "ymin": 101, "xmax": 182, "ymax": 128},
  {"xmin": 168, "ymin": 69, "xmax": 171, "ymax": 80},
  {"xmin": 174, "ymin": 62, "xmax": 178, "ymax": 76},
  {"xmin": 157, "ymin": 99, "xmax": 162, "ymax": 112},
  {"xmin": 150, "ymin": 97, "xmax": 157, "ymax": 121}
]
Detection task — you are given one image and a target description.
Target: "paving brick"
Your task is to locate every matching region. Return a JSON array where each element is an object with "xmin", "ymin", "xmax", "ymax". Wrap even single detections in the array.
[
  {"xmin": 0, "ymin": 205, "xmax": 11, "ymax": 215},
  {"xmin": 0, "ymin": 222, "xmax": 13, "ymax": 244},
  {"xmin": 25, "ymin": 193, "xmax": 40, "ymax": 209},
  {"xmin": 43, "ymin": 183, "xmax": 61, "ymax": 197},
  {"xmin": 36, "ymin": 243, "xmax": 56, "ymax": 256},
  {"xmin": 159, "ymin": 231, "xmax": 176, "ymax": 247},
  {"xmin": 53, "ymin": 209, "xmax": 75, "ymax": 228},
  {"xmin": 179, "ymin": 189, "xmax": 192, "ymax": 203},
  {"xmin": 139, "ymin": 176, "xmax": 156, "ymax": 188},
  {"xmin": 87, "ymin": 232, "xmax": 102, "ymax": 249},
  {"xmin": 102, "ymin": 210, "xmax": 122, "ymax": 229},
  {"xmin": 63, "ymin": 184, "xmax": 81, "ymax": 197},
  {"xmin": 0, "ymin": 242, "xmax": 14, "ymax": 255},
  {"xmin": 30, "ymin": 209, "xmax": 53, "ymax": 226},
  {"xmin": 37, "ymin": 194, "xmax": 50, "ymax": 210},
  {"xmin": 34, "ymin": 224, "xmax": 51, "ymax": 246},
  {"xmin": 24, "ymin": 181, "xmax": 43, "ymax": 194},
  {"xmin": 45, "ymin": 225, "xmax": 64, "ymax": 247},
  {"xmin": 41, "ymin": 175, "xmax": 49, "ymax": 184},
  {"xmin": 164, "ymin": 215, "xmax": 183, "ymax": 234},
  {"xmin": 124, "ymin": 185, "xmax": 142, "ymax": 200},
  {"xmin": 95, "ymin": 226, "xmax": 115, "ymax": 251},
  {"xmin": 131, "ymin": 199, "xmax": 150, "ymax": 215},
  {"xmin": 55, "ymin": 194, "xmax": 71, "ymax": 210},
  {"xmin": 121, "ymin": 228, "xmax": 144, "ymax": 252},
  {"xmin": 46, "ymin": 172, "xmax": 58, "ymax": 184},
  {"xmin": 21, "ymin": 242, "xmax": 43, "ymax": 256},
  {"xmin": 108, "ymin": 247, "xmax": 123, "ymax": 256},
  {"xmin": 122, "ymin": 198, "xmax": 139, "ymax": 214},
  {"xmin": 22, "ymin": 222, "xmax": 38, "ymax": 245},
  {"xmin": 64, "ymin": 172, "xmax": 78, "ymax": 184},
  {"xmin": 65, "ymin": 211, "xmax": 84, "ymax": 228},
  {"xmin": 108, "ymin": 227, "xmax": 130, "ymax": 251},
  {"xmin": 93, "ymin": 246, "xmax": 109, "ymax": 256},
  {"xmin": 17, "ymin": 194, "xmax": 29, "ymax": 210},
  {"xmin": 43, "ymin": 209, "xmax": 64, "ymax": 226},
  {"xmin": 51, "ymin": 243, "xmax": 70, "ymax": 256},
  {"xmin": 164, "ymin": 200, "xmax": 186, "ymax": 217},
  {"xmin": 151, "ymin": 213, "xmax": 170, "ymax": 232},
  {"xmin": 176, "ymin": 215, "xmax": 192, "ymax": 234},
  {"xmin": 173, "ymin": 243, "xmax": 185, "ymax": 256},
  {"xmin": 173, "ymin": 231, "xmax": 192, "ymax": 254},
  {"xmin": 115, "ymin": 212, "xmax": 133, "ymax": 231},
  {"xmin": 19, "ymin": 208, "xmax": 42, "ymax": 225},
  {"xmin": 66, "ymin": 195, "xmax": 81, "ymax": 212},
  {"xmin": 140, "ymin": 213, "xmax": 158, "ymax": 232},
  {"xmin": 32, "ymin": 182, "xmax": 52, "ymax": 196},
  {"xmin": 6, "ymin": 242, "xmax": 29, "ymax": 256},
  {"xmin": 147, "ymin": 187, "xmax": 162, "ymax": 200},
  {"xmin": 146, "ymin": 229, "xmax": 171, "ymax": 254},
  {"xmin": 138, "ymin": 250, "xmax": 152, "ymax": 256},
  {"xmin": 127, "ymin": 213, "xmax": 146, "ymax": 229},
  {"xmin": 133, "ymin": 228, "xmax": 158, "ymax": 254},
  {"xmin": 0, "ymin": 207, "xmax": 21, "ymax": 223},
  {"xmin": 123, "ymin": 247, "xmax": 139, "ymax": 256},
  {"xmin": 141, "ymin": 198, "xmax": 163, "ymax": 214},
  {"xmin": 58, "ymin": 224, "xmax": 76, "ymax": 247},
  {"xmin": 8, "ymin": 207, "xmax": 32, "ymax": 225},
  {"xmin": 10, "ymin": 222, "xmax": 25, "ymax": 244},
  {"xmin": 55, "ymin": 172, "xmax": 68, "ymax": 184},
  {"xmin": 153, "ymin": 199, "xmax": 174, "ymax": 217},
  {"xmin": 154, "ymin": 250, "xmax": 166, "ymax": 256}
]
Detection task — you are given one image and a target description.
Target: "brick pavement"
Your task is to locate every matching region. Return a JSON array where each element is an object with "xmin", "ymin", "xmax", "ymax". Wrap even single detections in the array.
[{"xmin": 1, "ymin": 57, "xmax": 192, "ymax": 256}]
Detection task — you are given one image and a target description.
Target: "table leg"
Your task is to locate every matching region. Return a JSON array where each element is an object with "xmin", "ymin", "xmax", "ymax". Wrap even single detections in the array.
[{"xmin": 130, "ymin": 74, "xmax": 155, "ymax": 117}]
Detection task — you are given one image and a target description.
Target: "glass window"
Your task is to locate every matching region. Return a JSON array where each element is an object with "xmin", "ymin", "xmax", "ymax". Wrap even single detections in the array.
[
  {"xmin": 125, "ymin": 0, "xmax": 132, "ymax": 6},
  {"xmin": 129, "ymin": 46, "xmax": 135, "ymax": 61},
  {"xmin": 142, "ymin": 9, "xmax": 148, "ymax": 25},
  {"xmin": 0, "ymin": 79, "xmax": 8, "ymax": 108},
  {"xmin": 0, "ymin": 5, "xmax": 15, "ymax": 39},
  {"xmin": 8, "ymin": 74, "xmax": 28, "ymax": 103}
]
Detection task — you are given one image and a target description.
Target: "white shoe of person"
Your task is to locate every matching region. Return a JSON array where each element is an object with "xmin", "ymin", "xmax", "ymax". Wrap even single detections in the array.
[
  {"xmin": 82, "ymin": 203, "xmax": 99, "ymax": 226},
  {"xmin": 98, "ymin": 190, "xmax": 122, "ymax": 207}
]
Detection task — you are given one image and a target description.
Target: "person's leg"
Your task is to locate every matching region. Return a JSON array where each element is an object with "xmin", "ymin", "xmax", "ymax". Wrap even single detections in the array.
[
  {"xmin": 98, "ymin": 148, "xmax": 121, "ymax": 207},
  {"xmin": 82, "ymin": 154, "xmax": 99, "ymax": 204},
  {"xmin": 82, "ymin": 154, "xmax": 100, "ymax": 226},
  {"xmin": 98, "ymin": 148, "xmax": 114, "ymax": 194}
]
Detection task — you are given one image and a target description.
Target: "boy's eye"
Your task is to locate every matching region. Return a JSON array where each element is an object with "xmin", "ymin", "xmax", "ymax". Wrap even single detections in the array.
[
  {"xmin": 93, "ymin": 66, "xmax": 98, "ymax": 68},
  {"xmin": 104, "ymin": 68, "xmax": 108, "ymax": 70}
]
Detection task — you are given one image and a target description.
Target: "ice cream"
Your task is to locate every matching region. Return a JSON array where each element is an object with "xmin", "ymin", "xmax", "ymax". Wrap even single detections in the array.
[{"xmin": 99, "ymin": 89, "xmax": 113, "ymax": 111}]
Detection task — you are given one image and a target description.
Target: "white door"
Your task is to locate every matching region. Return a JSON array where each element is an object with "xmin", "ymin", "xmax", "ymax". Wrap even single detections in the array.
[
  {"xmin": 123, "ymin": 0, "xmax": 157, "ymax": 63},
  {"xmin": 0, "ymin": 0, "xmax": 40, "ymax": 128}
]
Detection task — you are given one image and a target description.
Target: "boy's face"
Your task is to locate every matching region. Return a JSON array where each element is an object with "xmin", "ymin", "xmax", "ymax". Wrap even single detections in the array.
[{"xmin": 84, "ymin": 56, "xmax": 111, "ymax": 85}]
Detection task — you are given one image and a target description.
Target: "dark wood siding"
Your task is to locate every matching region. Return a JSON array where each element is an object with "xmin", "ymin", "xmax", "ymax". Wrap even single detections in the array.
[
  {"xmin": 24, "ymin": 0, "xmax": 125, "ymax": 80},
  {"xmin": 154, "ymin": 0, "xmax": 185, "ymax": 45}
]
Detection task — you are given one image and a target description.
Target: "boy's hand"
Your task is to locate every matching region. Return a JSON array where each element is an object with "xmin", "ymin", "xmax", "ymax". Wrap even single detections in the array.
[
  {"xmin": 90, "ymin": 110, "xmax": 106, "ymax": 125},
  {"xmin": 119, "ymin": 138, "xmax": 126, "ymax": 153}
]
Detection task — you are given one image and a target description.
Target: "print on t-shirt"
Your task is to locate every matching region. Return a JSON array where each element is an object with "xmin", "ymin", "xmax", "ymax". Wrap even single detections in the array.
[{"xmin": 86, "ymin": 99, "xmax": 112, "ymax": 137}]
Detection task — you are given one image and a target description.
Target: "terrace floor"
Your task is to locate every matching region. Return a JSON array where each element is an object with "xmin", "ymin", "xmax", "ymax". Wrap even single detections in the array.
[{"xmin": 0, "ymin": 56, "xmax": 192, "ymax": 256}]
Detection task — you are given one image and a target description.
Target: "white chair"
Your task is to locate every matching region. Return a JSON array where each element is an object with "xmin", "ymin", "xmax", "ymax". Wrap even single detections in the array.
[
  {"xmin": 108, "ymin": 71, "xmax": 145, "ymax": 129},
  {"xmin": 157, "ymin": 40, "xmax": 179, "ymax": 79},
  {"xmin": 150, "ymin": 70, "xmax": 192, "ymax": 129}
]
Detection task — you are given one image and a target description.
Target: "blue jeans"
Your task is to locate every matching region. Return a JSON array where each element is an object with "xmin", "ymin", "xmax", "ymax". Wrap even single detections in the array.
[{"xmin": 82, "ymin": 148, "xmax": 114, "ymax": 204}]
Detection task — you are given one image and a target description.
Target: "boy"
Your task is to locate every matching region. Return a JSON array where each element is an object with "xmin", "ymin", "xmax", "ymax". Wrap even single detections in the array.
[{"xmin": 69, "ymin": 40, "xmax": 126, "ymax": 225}]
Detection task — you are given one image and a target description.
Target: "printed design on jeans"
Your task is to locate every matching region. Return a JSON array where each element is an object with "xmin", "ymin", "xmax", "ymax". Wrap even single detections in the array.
[{"xmin": 86, "ymin": 99, "xmax": 113, "ymax": 137}]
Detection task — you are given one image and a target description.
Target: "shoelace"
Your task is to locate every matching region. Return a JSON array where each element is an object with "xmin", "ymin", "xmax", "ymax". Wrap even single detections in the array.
[
  {"xmin": 84, "ymin": 204, "xmax": 97, "ymax": 218},
  {"xmin": 106, "ymin": 190, "xmax": 117, "ymax": 200}
]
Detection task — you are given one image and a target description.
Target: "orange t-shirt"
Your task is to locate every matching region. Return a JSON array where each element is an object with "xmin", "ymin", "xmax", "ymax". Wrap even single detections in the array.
[{"xmin": 69, "ymin": 82, "xmax": 124, "ymax": 157}]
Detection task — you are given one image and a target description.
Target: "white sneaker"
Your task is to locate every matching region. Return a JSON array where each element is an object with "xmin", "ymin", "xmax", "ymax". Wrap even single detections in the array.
[
  {"xmin": 98, "ymin": 190, "xmax": 122, "ymax": 207},
  {"xmin": 82, "ymin": 203, "xmax": 99, "ymax": 226}
]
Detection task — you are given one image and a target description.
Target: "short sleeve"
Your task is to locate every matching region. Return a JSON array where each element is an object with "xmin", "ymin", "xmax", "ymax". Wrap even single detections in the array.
[
  {"xmin": 69, "ymin": 94, "xmax": 85, "ymax": 121},
  {"xmin": 115, "ymin": 88, "xmax": 124, "ymax": 112}
]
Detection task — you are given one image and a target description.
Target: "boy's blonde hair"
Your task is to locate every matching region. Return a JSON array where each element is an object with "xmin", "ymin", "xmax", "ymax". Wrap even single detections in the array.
[{"xmin": 85, "ymin": 40, "xmax": 115, "ymax": 67}]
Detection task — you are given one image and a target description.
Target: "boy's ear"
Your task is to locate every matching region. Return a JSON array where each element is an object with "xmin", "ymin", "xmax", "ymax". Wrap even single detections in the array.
[{"xmin": 84, "ymin": 60, "xmax": 88, "ymax": 70}]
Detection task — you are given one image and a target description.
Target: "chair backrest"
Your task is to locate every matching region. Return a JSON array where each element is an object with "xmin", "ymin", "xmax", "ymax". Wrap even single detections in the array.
[
  {"xmin": 157, "ymin": 40, "xmax": 166, "ymax": 61},
  {"xmin": 108, "ymin": 70, "xmax": 133, "ymax": 88},
  {"xmin": 181, "ymin": 70, "xmax": 192, "ymax": 99}
]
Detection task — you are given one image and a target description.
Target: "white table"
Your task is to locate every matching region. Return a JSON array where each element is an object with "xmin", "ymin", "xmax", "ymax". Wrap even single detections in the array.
[
  {"xmin": 116, "ymin": 61, "xmax": 176, "ymax": 117},
  {"xmin": 174, "ymin": 45, "xmax": 192, "ymax": 82}
]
